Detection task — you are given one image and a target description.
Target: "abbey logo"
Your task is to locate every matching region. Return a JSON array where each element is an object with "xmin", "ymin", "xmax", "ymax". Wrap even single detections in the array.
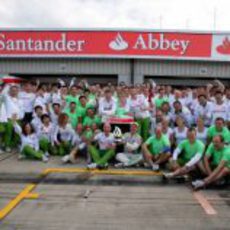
[
  {"xmin": 109, "ymin": 33, "xmax": 190, "ymax": 55},
  {"xmin": 109, "ymin": 33, "xmax": 129, "ymax": 51},
  {"xmin": 216, "ymin": 36, "xmax": 230, "ymax": 55}
]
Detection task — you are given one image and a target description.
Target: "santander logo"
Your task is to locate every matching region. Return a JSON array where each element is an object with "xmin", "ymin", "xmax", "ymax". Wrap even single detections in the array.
[
  {"xmin": 109, "ymin": 33, "xmax": 129, "ymax": 51},
  {"xmin": 216, "ymin": 36, "xmax": 230, "ymax": 55}
]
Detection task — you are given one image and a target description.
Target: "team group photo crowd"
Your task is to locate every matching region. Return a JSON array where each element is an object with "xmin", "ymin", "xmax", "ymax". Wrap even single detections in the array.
[{"xmin": 0, "ymin": 77, "xmax": 229, "ymax": 190}]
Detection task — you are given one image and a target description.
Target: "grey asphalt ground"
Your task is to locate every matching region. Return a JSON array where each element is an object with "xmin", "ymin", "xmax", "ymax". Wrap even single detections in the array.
[{"xmin": 0, "ymin": 153, "xmax": 230, "ymax": 230}]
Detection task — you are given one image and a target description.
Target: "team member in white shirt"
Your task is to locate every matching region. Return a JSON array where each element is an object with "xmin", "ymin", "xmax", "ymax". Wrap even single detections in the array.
[
  {"xmin": 2, "ymin": 84, "xmax": 24, "ymax": 152},
  {"xmin": 34, "ymin": 86, "xmax": 48, "ymax": 113},
  {"xmin": 115, "ymin": 122, "xmax": 143, "ymax": 167},
  {"xmin": 173, "ymin": 116, "xmax": 188, "ymax": 146},
  {"xmin": 99, "ymin": 89, "xmax": 116, "ymax": 119},
  {"xmin": 52, "ymin": 113, "xmax": 76, "ymax": 156},
  {"xmin": 31, "ymin": 105, "xmax": 43, "ymax": 133},
  {"xmin": 195, "ymin": 117, "xmax": 208, "ymax": 145},
  {"xmin": 19, "ymin": 82, "xmax": 36, "ymax": 123},
  {"xmin": 49, "ymin": 83, "xmax": 62, "ymax": 105},
  {"xmin": 12, "ymin": 114, "xmax": 48, "ymax": 162},
  {"xmin": 194, "ymin": 94, "xmax": 213, "ymax": 127},
  {"xmin": 211, "ymin": 91, "xmax": 228, "ymax": 124},
  {"xmin": 171, "ymin": 100, "xmax": 192, "ymax": 127},
  {"xmin": 129, "ymin": 88, "xmax": 151, "ymax": 141},
  {"xmin": 0, "ymin": 81, "xmax": 7, "ymax": 153},
  {"xmin": 37, "ymin": 114, "xmax": 55, "ymax": 157},
  {"xmin": 49, "ymin": 103, "xmax": 62, "ymax": 125},
  {"xmin": 88, "ymin": 123, "xmax": 116, "ymax": 169},
  {"xmin": 61, "ymin": 124, "xmax": 88, "ymax": 164}
]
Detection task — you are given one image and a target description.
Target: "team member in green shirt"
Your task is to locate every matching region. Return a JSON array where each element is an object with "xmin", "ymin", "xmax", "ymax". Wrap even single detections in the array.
[
  {"xmin": 207, "ymin": 117, "xmax": 230, "ymax": 144},
  {"xmin": 192, "ymin": 135, "xmax": 230, "ymax": 189},
  {"xmin": 82, "ymin": 107, "xmax": 101, "ymax": 129},
  {"xmin": 65, "ymin": 85, "xmax": 80, "ymax": 107},
  {"xmin": 204, "ymin": 135, "xmax": 229, "ymax": 175},
  {"xmin": 152, "ymin": 87, "xmax": 169, "ymax": 109},
  {"xmin": 164, "ymin": 128, "xmax": 205, "ymax": 179},
  {"xmin": 142, "ymin": 126, "xmax": 171, "ymax": 171},
  {"xmin": 77, "ymin": 95, "xmax": 92, "ymax": 123},
  {"xmin": 64, "ymin": 101, "xmax": 79, "ymax": 129}
]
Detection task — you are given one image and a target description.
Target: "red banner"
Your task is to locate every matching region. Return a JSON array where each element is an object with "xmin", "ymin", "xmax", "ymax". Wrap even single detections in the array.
[{"xmin": 0, "ymin": 31, "xmax": 212, "ymax": 59}]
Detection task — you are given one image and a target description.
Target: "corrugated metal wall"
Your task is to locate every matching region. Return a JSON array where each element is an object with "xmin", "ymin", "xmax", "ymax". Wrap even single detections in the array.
[
  {"xmin": 135, "ymin": 59, "xmax": 230, "ymax": 78},
  {"xmin": 0, "ymin": 58, "xmax": 131, "ymax": 75},
  {"xmin": 0, "ymin": 58, "xmax": 229, "ymax": 85}
]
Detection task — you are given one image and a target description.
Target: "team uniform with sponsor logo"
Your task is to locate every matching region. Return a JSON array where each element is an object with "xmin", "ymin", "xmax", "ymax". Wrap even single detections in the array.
[
  {"xmin": 89, "ymin": 132, "xmax": 116, "ymax": 167},
  {"xmin": 207, "ymin": 125, "xmax": 230, "ymax": 144},
  {"xmin": 144, "ymin": 134, "xmax": 171, "ymax": 156},
  {"xmin": 52, "ymin": 124, "xmax": 75, "ymax": 156},
  {"xmin": 13, "ymin": 122, "xmax": 47, "ymax": 161},
  {"xmin": 172, "ymin": 139, "xmax": 205, "ymax": 167},
  {"xmin": 129, "ymin": 96, "xmax": 150, "ymax": 141},
  {"xmin": 116, "ymin": 132, "xmax": 142, "ymax": 167}
]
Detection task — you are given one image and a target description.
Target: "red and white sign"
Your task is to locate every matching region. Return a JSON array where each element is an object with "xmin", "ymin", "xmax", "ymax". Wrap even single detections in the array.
[
  {"xmin": 0, "ymin": 30, "xmax": 214, "ymax": 60},
  {"xmin": 2, "ymin": 75, "xmax": 24, "ymax": 84},
  {"xmin": 211, "ymin": 34, "xmax": 230, "ymax": 61}
]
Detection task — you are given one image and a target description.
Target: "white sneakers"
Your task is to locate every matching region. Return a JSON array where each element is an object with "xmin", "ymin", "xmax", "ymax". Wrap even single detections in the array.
[
  {"xmin": 114, "ymin": 163, "xmax": 125, "ymax": 168},
  {"xmin": 163, "ymin": 172, "xmax": 174, "ymax": 179},
  {"xmin": 42, "ymin": 154, "xmax": 49, "ymax": 163},
  {"xmin": 152, "ymin": 163, "xmax": 159, "ymax": 171},
  {"xmin": 192, "ymin": 180, "xmax": 205, "ymax": 189},
  {"xmin": 87, "ymin": 163, "xmax": 97, "ymax": 169},
  {"xmin": 62, "ymin": 155, "xmax": 71, "ymax": 163},
  {"xmin": 0, "ymin": 148, "xmax": 4, "ymax": 154}
]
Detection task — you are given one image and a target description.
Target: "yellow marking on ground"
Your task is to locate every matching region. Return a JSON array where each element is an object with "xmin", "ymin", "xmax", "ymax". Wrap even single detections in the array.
[
  {"xmin": 0, "ymin": 168, "xmax": 161, "ymax": 220},
  {"xmin": 24, "ymin": 193, "xmax": 40, "ymax": 199},
  {"xmin": 45, "ymin": 168, "xmax": 162, "ymax": 176},
  {"xmin": 193, "ymin": 191, "xmax": 217, "ymax": 215},
  {"xmin": 0, "ymin": 184, "xmax": 37, "ymax": 220}
]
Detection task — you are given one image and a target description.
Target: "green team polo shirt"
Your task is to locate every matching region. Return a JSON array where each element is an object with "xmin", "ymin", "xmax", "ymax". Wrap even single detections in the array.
[
  {"xmin": 178, "ymin": 139, "xmax": 205, "ymax": 162},
  {"xmin": 207, "ymin": 126, "xmax": 230, "ymax": 143},
  {"xmin": 145, "ymin": 134, "xmax": 170, "ymax": 155},
  {"xmin": 83, "ymin": 115, "xmax": 101, "ymax": 127},
  {"xmin": 206, "ymin": 144, "xmax": 230, "ymax": 168},
  {"xmin": 154, "ymin": 97, "xmax": 169, "ymax": 109},
  {"xmin": 64, "ymin": 109, "xmax": 79, "ymax": 128},
  {"xmin": 222, "ymin": 146, "xmax": 230, "ymax": 169},
  {"xmin": 65, "ymin": 95, "xmax": 79, "ymax": 106}
]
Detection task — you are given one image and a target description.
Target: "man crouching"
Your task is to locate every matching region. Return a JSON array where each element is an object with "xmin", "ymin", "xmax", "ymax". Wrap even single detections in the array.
[{"xmin": 142, "ymin": 126, "xmax": 171, "ymax": 171}]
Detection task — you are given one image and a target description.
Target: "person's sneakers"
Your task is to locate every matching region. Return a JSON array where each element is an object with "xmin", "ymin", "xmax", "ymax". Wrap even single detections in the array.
[
  {"xmin": 162, "ymin": 172, "xmax": 174, "ymax": 179},
  {"xmin": 114, "ymin": 163, "xmax": 125, "ymax": 168},
  {"xmin": 0, "ymin": 148, "xmax": 4, "ymax": 154},
  {"xmin": 87, "ymin": 163, "xmax": 97, "ymax": 169},
  {"xmin": 152, "ymin": 163, "xmax": 159, "ymax": 171},
  {"xmin": 62, "ymin": 155, "xmax": 70, "ymax": 164},
  {"xmin": 42, "ymin": 154, "xmax": 49, "ymax": 163},
  {"xmin": 191, "ymin": 180, "xmax": 205, "ymax": 190},
  {"xmin": 97, "ymin": 163, "xmax": 109, "ymax": 170}
]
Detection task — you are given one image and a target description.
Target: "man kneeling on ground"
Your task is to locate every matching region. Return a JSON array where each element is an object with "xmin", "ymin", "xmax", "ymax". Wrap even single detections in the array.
[
  {"xmin": 164, "ymin": 128, "xmax": 205, "ymax": 179},
  {"xmin": 192, "ymin": 135, "xmax": 230, "ymax": 189},
  {"xmin": 115, "ymin": 122, "xmax": 143, "ymax": 167},
  {"xmin": 87, "ymin": 123, "xmax": 116, "ymax": 169},
  {"xmin": 142, "ymin": 126, "xmax": 171, "ymax": 171}
]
